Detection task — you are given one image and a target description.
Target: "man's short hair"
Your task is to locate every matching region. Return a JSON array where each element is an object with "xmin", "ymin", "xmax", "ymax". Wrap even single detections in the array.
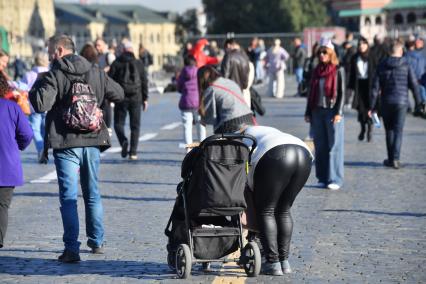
[
  {"xmin": 224, "ymin": 38, "xmax": 238, "ymax": 49},
  {"xmin": 390, "ymin": 39, "xmax": 404, "ymax": 55},
  {"xmin": 49, "ymin": 35, "xmax": 76, "ymax": 53}
]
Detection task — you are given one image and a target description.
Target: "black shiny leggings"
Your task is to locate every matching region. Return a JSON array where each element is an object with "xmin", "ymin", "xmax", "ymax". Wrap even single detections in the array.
[{"xmin": 254, "ymin": 144, "xmax": 312, "ymax": 262}]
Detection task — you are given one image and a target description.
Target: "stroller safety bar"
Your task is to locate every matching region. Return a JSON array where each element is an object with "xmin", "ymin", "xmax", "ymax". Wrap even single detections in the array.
[{"xmin": 201, "ymin": 133, "xmax": 257, "ymax": 163}]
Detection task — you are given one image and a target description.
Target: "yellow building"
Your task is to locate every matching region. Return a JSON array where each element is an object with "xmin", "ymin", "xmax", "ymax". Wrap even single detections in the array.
[
  {"xmin": 0, "ymin": 0, "xmax": 55, "ymax": 57},
  {"xmin": 55, "ymin": 3, "xmax": 179, "ymax": 71}
]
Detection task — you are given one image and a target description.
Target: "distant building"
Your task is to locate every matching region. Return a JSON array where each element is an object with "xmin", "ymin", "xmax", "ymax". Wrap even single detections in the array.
[
  {"xmin": 331, "ymin": 0, "xmax": 426, "ymax": 41},
  {"xmin": 385, "ymin": 0, "xmax": 426, "ymax": 36},
  {"xmin": 55, "ymin": 3, "xmax": 179, "ymax": 70},
  {"xmin": 0, "ymin": 0, "xmax": 55, "ymax": 57}
]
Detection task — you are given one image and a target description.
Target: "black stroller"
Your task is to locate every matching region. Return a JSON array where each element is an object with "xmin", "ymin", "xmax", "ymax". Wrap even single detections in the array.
[{"xmin": 165, "ymin": 133, "xmax": 261, "ymax": 279}]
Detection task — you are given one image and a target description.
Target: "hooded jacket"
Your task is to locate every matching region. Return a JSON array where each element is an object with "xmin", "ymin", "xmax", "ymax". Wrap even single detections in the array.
[
  {"xmin": 177, "ymin": 65, "xmax": 199, "ymax": 110},
  {"xmin": 371, "ymin": 56, "xmax": 421, "ymax": 109},
  {"xmin": 29, "ymin": 54, "xmax": 124, "ymax": 152},
  {"xmin": 108, "ymin": 51, "xmax": 148, "ymax": 102},
  {"xmin": 190, "ymin": 39, "xmax": 219, "ymax": 68}
]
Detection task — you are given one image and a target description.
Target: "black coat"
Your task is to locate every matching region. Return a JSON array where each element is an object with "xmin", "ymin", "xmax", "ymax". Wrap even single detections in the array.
[
  {"xmin": 221, "ymin": 49, "xmax": 250, "ymax": 90},
  {"xmin": 371, "ymin": 56, "xmax": 421, "ymax": 109},
  {"xmin": 30, "ymin": 54, "xmax": 124, "ymax": 152},
  {"xmin": 348, "ymin": 52, "xmax": 375, "ymax": 121},
  {"xmin": 109, "ymin": 52, "xmax": 149, "ymax": 102}
]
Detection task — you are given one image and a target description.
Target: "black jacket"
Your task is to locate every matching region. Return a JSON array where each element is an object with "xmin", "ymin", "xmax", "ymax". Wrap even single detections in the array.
[
  {"xmin": 108, "ymin": 52, "xmax": 148, "ymax": 102},
  {"xmin": 293, "ymin": 46, "xmax": 307, "ymax": 69},
  {"xmin": 29, "ymin": 54, "xmax": 124, "ymax": 152},
  {"xmin": 371, "ymin": 56, "xmax": 421, "ymax": 109},
  {"xmin": 221, "ymin": 49, "xmax": 250, "ymax": 90}
]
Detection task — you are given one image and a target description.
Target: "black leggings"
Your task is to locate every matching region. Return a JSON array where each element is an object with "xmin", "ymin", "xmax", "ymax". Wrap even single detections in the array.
[
  {"xmin": 254, "ymin": 144, "xmax": 311, "ymax": 262},
  {"xmin": 0, "ymin": 187, "xmax": 14, "ymax": 248}
]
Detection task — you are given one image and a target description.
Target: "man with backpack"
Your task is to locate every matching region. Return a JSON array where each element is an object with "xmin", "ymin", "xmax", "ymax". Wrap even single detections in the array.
[
  {"xmin": 29, "ymin": 35, "xmax": 124, "ymax": 263},
  {"xmin": 109, "ymin": 41, "xmax": 149, "ymax": 160}
]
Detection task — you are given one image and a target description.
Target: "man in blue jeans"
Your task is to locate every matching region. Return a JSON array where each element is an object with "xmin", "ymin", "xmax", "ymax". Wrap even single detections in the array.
[
  {"xmin": 30, "ymin": 35, "xmax": 124, "ymax": 262},
  {"xmin": 370, "ymin": 39, "xmax": 422, "ymax": 169},
  {"xmin": 292, "ymin": 37, "xmax": 307, "ymax": 96}
]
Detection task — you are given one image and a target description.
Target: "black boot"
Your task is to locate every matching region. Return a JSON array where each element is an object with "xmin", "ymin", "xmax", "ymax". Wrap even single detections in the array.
[{"xmin": 358, "ymin": 123, "xmax": 365, "ymax": 141}]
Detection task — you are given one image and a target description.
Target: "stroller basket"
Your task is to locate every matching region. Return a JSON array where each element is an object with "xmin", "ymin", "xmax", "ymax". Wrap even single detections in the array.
[{"xmin": 192, "ymin": 227, "xmax": 240, "ymax": 259}]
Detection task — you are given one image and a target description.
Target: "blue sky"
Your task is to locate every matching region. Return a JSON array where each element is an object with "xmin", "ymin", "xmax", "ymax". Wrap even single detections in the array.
[{"xmin": 55, "ymin": 0, "xmax": 203, "ymax": 13}]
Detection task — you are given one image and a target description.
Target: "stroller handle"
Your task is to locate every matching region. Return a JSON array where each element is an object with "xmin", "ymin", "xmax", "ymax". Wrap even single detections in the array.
[{"xmin": 201, "ymin": 133, "xmax": 257, "ymax": 158}]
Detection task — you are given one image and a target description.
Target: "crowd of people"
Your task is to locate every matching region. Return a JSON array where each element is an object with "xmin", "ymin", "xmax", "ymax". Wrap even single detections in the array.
[{"xmin": 0, "ymin": 30, "xmax": 425, "ymax": 278}]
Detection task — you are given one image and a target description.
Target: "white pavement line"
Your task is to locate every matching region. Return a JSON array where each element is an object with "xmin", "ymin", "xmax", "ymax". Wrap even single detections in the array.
[
  {"xmin": 30, "ymin": 124, "xmax": 173, "ymax": 184},
  {"xmin": 30, "ymin": 171, "xmax": 57, "ymax": 184},
  {"xmin": 139, "ymin": 132, "xmax": 158, "ymax": 141},
  {"xmin": 160, "ymin": 122, "xmax": 181, "ymax": 130}
]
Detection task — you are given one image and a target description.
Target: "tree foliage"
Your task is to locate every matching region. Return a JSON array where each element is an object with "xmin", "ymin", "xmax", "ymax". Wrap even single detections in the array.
[{"xmin": 203, "ymin": 0, "xmax": 329, "ymax": 33}]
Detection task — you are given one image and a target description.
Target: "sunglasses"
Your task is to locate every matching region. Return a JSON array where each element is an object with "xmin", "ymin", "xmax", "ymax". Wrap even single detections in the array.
[{"xmin": 319, "ymin": 50, "xmax": 328, "ymax": 55}]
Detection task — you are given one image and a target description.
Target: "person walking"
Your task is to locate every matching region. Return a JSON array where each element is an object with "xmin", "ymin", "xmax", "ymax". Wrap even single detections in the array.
[
  {"xmin": 242, "ymin": 125, "xmax": 313, "ymax": 275},
  {"xmin": 406, "ymin": 37, "xmax": 426, "ymax": 113},
  {"xmin": 265, "ymin": 39, "xmax": 289, "ymax": 99},
  {"xmin": 19, "ymin": 51, "xmax": 50, "ymax": 163},
  {"xmin": 292, "ymin": 37, "xmax": 307, "ymax": 96},
  {"xmin": 348, "ymin": 37, "xmax": 375, "ymax": 142},
  {"xmin": 221, "ymin": 38, "xmax": 254, "ymax": 107},
  {"xmin": 176, "ymin": 55, "xmax": 206, "ymax": 149},
  {"xmin": 369, "ymin": 40, "xmax": 422, "ymax": 169},
  {"xmin": 0, "ymin": 72, "xmax": 33, "ymax": 249},
  {"xmin": 29, "ymin": 35, "xmax": 124, "ymax": 262},
  {"xmin": 305, "ymin": 39, "xmax": 345, "ymax": 190},
  {"xmin": 198, "ymin": 65, "xmax": 254, "ymax": 134},
  {"xmin": 109, "ymin": 41, "xmax": 149, "ymax": 160},
  {"xmin": 94, "ymin": 39, "xmax": 116, "ymax": 135}
]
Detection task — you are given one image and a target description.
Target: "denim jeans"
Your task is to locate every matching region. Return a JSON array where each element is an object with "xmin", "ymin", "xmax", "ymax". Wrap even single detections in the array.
[
  {"xmin": 381, "ymin": 104, "xmax": 407, "ymax": 161},
  {"xmin": 295, "ymin": 67, "xmax": 303, "ymax": 84},
  {"xmin": 28, "ymin": 112, "xmax": 46, "ymax": 154},
  {"xmin": 311, "ymin": 108, "xmax": 344, "ymax": 186},
  {"xmin": 181, "ymin": 110, "xmax": 206, "ymax": 145},
  {"xmin": 53, "ymin": 147, "xmax": 103, "ymax": 253},
  {"xmin": 419, "ymin": 85, "xmax": 426, "ymax": 102}
]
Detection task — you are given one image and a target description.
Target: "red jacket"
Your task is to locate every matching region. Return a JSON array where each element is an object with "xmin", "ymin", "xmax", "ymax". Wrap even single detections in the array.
[{"xmin": 190, "ymin": 39, "xmax": 219, "ymax": 68}]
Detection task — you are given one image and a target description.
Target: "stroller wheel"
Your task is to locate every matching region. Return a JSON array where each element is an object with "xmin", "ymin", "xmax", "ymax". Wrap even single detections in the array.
[
  {"xmin": 242, "ymin": 242, "xmax": 261, "ymax": 277},
  {"xmin": 175, "ymin": 244, "xmax": 192, "ymax": 279}
]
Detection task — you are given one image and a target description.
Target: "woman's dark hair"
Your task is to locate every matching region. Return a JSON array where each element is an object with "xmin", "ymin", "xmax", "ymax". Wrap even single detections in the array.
[
  {"xmin": 358, "ymin": 36, "xmax": 369, "ymax": 48},
  {"xmin": 183, "ymin": 54, "xmax": 196, "ymax": 67},
  {"xmin": 80, "ymin": 43, "xmax": 98, "ymax": 64},
  {"xmin": 0, "ymin": 72, "xmax": 10, "ymax": 98},
  {"xmin": 197, "ymin": 65, "xmax": 221, "ymax": 116},
  {"xmin": 197, "ymin": 65, "xmax": 221, "ymax": 95}
]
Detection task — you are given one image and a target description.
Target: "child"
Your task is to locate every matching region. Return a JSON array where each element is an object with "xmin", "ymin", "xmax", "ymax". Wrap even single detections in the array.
[{"xmin": 177, "ymin": 55, "xmax": 206, "ymax": 150}]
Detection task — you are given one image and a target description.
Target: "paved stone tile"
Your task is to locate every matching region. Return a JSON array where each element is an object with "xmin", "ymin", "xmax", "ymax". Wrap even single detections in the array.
[{"xmin": 1, "ymin": 77, "xmax": 425, "ymax": 283}]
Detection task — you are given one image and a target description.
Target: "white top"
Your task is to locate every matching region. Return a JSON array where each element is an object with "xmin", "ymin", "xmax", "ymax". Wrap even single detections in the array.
[
  {"xmin": 356, "ymin": 57, "xmax": 368, "ymax": 79},
  {"xmin": 243, "ymin": 126, "xmax": 313, "ymax": 189}
]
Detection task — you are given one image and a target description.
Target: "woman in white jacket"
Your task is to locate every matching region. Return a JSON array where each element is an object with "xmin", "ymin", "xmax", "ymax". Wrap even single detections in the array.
[{"xmin": 243, "ymin": 125, "xmax": 313, "ymax": 276}]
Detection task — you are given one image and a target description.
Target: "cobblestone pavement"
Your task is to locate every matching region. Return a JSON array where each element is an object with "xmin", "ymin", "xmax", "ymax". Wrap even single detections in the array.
[{"xmin": 0, "ymin": 76, "xmax": 425, "ymax": 283}]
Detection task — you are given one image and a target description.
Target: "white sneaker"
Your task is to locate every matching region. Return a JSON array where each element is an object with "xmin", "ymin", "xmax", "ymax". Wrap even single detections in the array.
[
  {"xmin": 327, "ymin": 183, "xmax": 341, "ymax": 190},
  {"xmin": 129, "ymin": 155, "xmax": 138, "ymax": 160}
]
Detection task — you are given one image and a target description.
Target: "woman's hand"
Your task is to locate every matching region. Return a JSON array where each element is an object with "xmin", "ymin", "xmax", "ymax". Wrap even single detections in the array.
[
  {"xmin": 367, "ymin": 110, "xmax": 372, "ymax": 118},
  {"xmin": 304, "ymin": 115, "xmax": 310, "ymax": 123},
  {"xmin": 332, "ymin": 114, "xmax": 342, "ymax": 124}
]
